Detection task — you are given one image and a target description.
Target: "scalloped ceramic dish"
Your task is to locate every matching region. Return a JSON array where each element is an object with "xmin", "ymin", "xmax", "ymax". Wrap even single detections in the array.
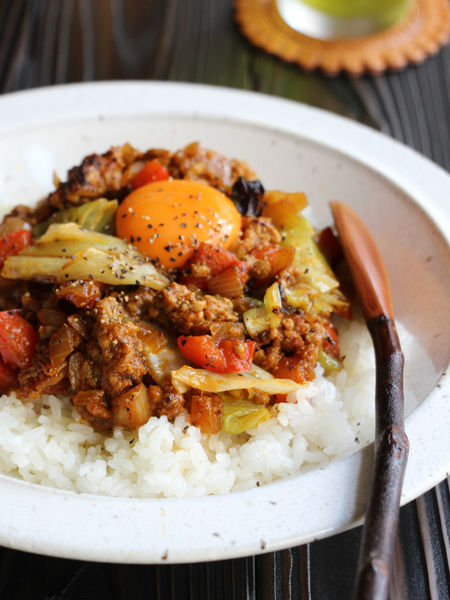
[{"xmin": 0, "ymin": 82, "xmax": 448, "ymax": 563}]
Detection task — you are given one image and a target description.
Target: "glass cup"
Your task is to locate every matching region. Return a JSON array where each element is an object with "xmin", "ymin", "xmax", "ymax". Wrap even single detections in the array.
[{"xmin": 276, "ymin": 0, "xmax": 414, "ymax": 39}]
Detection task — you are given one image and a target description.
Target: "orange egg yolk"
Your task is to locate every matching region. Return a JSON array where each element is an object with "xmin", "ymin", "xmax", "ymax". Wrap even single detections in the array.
[{"xmin": 116, "ymin": 180, "xmax": 242, "ymax": 269}]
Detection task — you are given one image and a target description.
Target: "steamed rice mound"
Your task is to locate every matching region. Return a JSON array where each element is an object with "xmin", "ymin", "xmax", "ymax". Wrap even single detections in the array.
[{"xmin": 0, "ymin": 319, "xmax": 376, "ymax": 498}]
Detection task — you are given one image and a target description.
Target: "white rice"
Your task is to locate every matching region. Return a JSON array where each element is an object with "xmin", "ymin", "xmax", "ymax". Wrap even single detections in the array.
[{"xmin": 0, "ymin": 318, "xmax": 378, "ymax": 498}]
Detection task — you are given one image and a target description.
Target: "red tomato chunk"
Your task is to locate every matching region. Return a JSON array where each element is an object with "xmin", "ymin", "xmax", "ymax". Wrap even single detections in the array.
[
  {"xmin": 0, "ymin": 311, "xmax": 38, "ymax": 369},
  {"xmin": 177, "ymin": 335, "xmax": 255, "ymax": 373},
  {"xmin": 190, "ymin": 394, "xmax": 223, "ymax": 434},
  {"xmin": 130, "ymin": 159, "xmax": 169, "ymax": 189},
  {"xmin": 180, "ymin": 243, "xmax": 248, "ymax": 289}
]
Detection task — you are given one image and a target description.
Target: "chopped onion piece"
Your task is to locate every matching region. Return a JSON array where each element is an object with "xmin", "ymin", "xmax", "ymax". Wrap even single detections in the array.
[
  {"xmin": 38, "ymin": 223, "xmax": 129, "ymax": 247},
  {"xmin": 207, "ymin": 266, "xmax": 243, "ymax": 298},
  {"xmin": 61, "ymin": 248, "xmax": 168, "ymax": 289},
  {"xmin": 171, "ymin": 365, "xmax": 302, "ymax": 394},
  {"xmin": 264, "ymin": 282, "xmax": 282, "ymax": 328},
  {"xmin": 249, "ymin": 364, "xmax": 274, "ymax": 379},
  {"xmin": 48, "ymin": 323, "xmax": 82, "ymax": 368},
  {"xmin": 243, "ymin": 306, "xmax": 270, "ymax": 337},
  {"xmin": 111, "ymin": 383, "xmax": 151, "ymax": 429},
  {"xmin": 2, "ymin": 256, "xmax": 68, "ymax": 281},
  {"xmin": 2, "ymin": 248, "xmax": 169, "ymax": 290},
  {"xmin": 139, "ymin": 322, "xmax": 186, "ymax": 386}
]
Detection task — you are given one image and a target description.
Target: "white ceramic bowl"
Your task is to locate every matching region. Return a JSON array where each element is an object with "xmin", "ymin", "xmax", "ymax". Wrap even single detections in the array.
[{"xmin": 0, "ymin": 82, "xmax": 448, "ymax": 563}]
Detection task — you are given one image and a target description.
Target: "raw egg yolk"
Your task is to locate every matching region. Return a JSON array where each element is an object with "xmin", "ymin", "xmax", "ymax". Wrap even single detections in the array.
[{"xmin": 116, "ymin": 180, "xmax": 242, "ymax": 269}]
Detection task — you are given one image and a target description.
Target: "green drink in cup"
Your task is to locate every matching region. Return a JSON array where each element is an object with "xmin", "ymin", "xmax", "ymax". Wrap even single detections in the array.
[{"xmin": 276, "ymin": 0, "xmax": 414, "ymax": 39}]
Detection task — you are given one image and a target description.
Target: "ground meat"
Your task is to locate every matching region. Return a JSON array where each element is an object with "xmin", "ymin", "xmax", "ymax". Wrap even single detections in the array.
[
  {"xmin": 233, "ymin": 216, "xmax": 281, "ymax": 259},
  {"xmin": 94, "ymin": 296, "xmax": 147, "ymax": 397},
  {"xmin": 1, "ymin": 142, "xmax": 341, "ymax": 435},
  {"xmin": 210, "ymin": 322, "xmax": 245, "ymax": 342},
  {"xmin": 47, "ymin": 143, "xmax": 142, "ymax": 209},
  {"xmin": 252, "ymin": 312, "xmax": 325, "ymax": 382},
  {"xmin": 72, "ymin": 389, "xmax": 112, "ymax": 431},
  {"xmin": 121, "ymin": 286, "xmax": 159, "ymax": 319},
  {"xmin": 159, "ymin": 282, "xmax": 239, "ymax": 335},
  {"xmin": 253, "ymin": 341, "xmax": 283, "ymax": 374},
  {"xmin": 148, "ymin": 384, "xmax": 185, "ymax": 419},
  {"xmin": 276, "ymin": 265, "xmax": 303, "ymax": 289},
  {"xmin": 279, "ymin": 312, "xmax": 325, "ymax": 354},
  {"xmin": 247, "ymin": 389, "xmax": 271, "ymax": 405},
  {"xmin": 169, "ymin": 142, "xmax": 256, "ymax": 191}
]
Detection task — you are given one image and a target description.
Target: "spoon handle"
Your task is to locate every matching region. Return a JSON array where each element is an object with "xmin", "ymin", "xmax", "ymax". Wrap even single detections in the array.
[
  {"xmin": 353, "ymin": 315, "xmax": 409, "ymax": 600},
  {"xmin": 329, "ymin": 202, "xmax": 409, "ymax": 600}
]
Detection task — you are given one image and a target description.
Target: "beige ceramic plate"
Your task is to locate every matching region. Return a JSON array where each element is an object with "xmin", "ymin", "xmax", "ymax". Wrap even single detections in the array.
[{"xmin": 0, "ymin": 82, "xmax": 448, "ymax": 563}]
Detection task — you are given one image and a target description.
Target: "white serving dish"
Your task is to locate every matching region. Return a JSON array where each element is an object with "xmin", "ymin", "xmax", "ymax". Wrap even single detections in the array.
[{"xmin": 0, "ymin": 82, "xmax": 448, "ymax": 563}]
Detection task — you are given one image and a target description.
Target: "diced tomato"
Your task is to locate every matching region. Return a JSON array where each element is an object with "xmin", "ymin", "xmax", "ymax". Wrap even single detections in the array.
[
  {"xmin": 180, "ymin": 243, "xmax": 248, "ymax": 289},
  {"xmin": 177, "ymin": 335, "xmax": 255, "ymax": 373},
  {"xmin": 187, "ymin": 243, "xmax": 242, "ymax": 275},
  {"xmin": 0, "ymin": 229, "xmax": 32, "ymax": 268},
  {"xmin": 0, "ymin": 359, "xmax": 17, "ymax": 393},
  {"xmin": 273, "ymin": 355, "xmax": 309, "ymax": 384},
  {"xmin": 217, "ymin": 340, "xmax": 255, "ymax": 372},
  {"xmin": 322, "ymin": 321, "xmax": 340, "ymax": 359},
  {"xmin": 0, "ymin": 311, "xmax": 38, "ymax": 369},
  {"xmin": 190, "ymin": 394, "xmax": 223, "ymax": 434},
  {"xmin": 129, "ymin": 159, "xmax": 169, "ymax": 189},
  {"xmin": 316, "ymin": 227, "xmax": 343, "ymax": 268},
  {"xmin": 251, "ymin": 244, "xmax": 295, "ymax": 283}
]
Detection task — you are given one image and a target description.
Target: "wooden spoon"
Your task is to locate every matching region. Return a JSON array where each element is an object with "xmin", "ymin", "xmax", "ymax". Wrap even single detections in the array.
[{"xmin": 330, "ymin": 202, "xmax": 409, "ymax": 600}]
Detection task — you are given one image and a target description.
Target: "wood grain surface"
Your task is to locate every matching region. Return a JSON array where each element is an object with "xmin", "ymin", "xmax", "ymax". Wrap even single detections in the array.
[{"xmin": 0, "ymin": 1, "xmax": 449, "ymax": 599}]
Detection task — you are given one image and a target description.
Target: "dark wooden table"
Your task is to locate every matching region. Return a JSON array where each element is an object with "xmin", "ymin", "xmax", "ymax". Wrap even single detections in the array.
[{"xmin": 0, "ymin": 1, "xmax": 449, "ymax": 598}]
